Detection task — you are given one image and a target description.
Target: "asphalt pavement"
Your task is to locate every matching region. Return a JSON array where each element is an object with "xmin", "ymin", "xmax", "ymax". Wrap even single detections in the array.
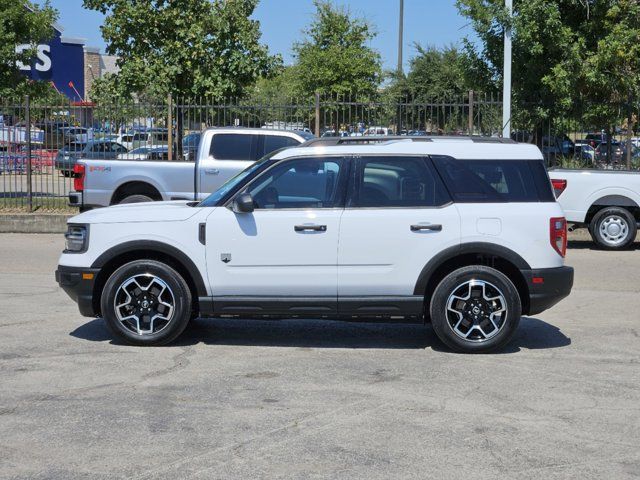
[{"xmin": 0, "ymin": 233, "xmax": 639, "ymax": 479}]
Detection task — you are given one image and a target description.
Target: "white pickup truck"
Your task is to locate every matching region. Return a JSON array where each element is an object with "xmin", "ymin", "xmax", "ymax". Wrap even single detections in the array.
[
  {"xmin": 68, "ymin": 128, "xmax": 313, "ymax": 209},
  {"xmin": 548, "ymin": 169, "xmax": 640, "ymax": 249}
]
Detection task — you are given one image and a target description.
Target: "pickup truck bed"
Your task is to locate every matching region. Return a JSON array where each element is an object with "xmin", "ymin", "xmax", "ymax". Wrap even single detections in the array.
[
  {"xmin": 548, "ymin": 168, "xmax": 640, "ymax": 249},
  {"xmin": 70, "ymin": 128, "xmax": 313, "ymax": 208}
]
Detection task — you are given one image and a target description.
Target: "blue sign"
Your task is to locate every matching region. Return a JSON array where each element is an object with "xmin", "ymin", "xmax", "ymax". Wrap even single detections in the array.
[{"xmin": 17, "ymin": 28, "xmax": 85, "ymax": 101}]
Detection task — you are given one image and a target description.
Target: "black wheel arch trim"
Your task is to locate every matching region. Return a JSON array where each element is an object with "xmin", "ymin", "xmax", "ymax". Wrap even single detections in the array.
[
  {"xmin": 91, "ymin": 240, "xmax": 208, "ymax": 297},
  {"xmin": 413, "ymin": 242, "xmax": 531, "ymax": 296}
]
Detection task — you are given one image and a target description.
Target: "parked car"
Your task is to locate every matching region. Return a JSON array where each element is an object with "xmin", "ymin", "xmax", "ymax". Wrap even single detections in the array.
[
  {"xmin": 56, "ymin": 136, "xmax": 573, "ymax": 352},
  {"xmin": 60, "ymin": 127, "xmax": 94, "ymax": 143},
  {"xmin": 572, "ymin": 143, "xmax": 595, "ymax": 163},
  {"xmin": 182, "ymin": 132, "xmax": 201, "ymax": 162},
  {"xmin": 116, "ymin": 129, "xmax": 171, "ymax": 150},
  {"xmin": 363, "ymin": 126, "xmax": 394, "ymax": 136},
  {"xmin": 595, "ymin": 141, "xmax": 624, "ymax": 164},
  {"xmin": 55, "ymin": 140, "xmax": 128, "ymax": 176},
  {"xmin": 548, "ymin": 169, "xmax": 640, "ymax": 249},
  {"xmin": 69, "ymin": 128, "xmax": 314, "ymax": 208},
  {"xmin": 117, "ymin": 146, "xmax": 168, "ymax": 161}
]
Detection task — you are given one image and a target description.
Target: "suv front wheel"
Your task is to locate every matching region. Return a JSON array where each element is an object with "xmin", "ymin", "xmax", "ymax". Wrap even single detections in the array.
[
  {"xmin": 429, "ymin": 266, "xmax": 521, "ymax": 353},
  {"xmin": 101, "ymin": 260, "xmax": 192, "ymax": 346}
]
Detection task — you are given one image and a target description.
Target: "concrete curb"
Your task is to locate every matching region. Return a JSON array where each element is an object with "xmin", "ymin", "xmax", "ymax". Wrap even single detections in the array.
[{"xmin": 0, "ymin": 214, "xmax": 71, "ymax": 233}]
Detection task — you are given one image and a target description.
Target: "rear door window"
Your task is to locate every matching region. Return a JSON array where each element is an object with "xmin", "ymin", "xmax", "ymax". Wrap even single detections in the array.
[
  {"xmin": 263, "ymin": 135, "xmax": 301, "ymax": 156},
  {"xmin": 432, "ymin": 156, "xmax": 554, "ymax": 202},
  {"xmin": 351, "ymin": 156, "xmax": 451, "ymax": 207},
  {"xmin": 210, "ymin": 134, "xmax": 259, "ymax": 161}
]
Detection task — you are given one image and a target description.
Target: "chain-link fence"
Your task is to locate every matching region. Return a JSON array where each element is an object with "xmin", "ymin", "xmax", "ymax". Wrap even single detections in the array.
[{"xmin": 1, "ymin": 93, "xmax": 639, "ymax": 212}]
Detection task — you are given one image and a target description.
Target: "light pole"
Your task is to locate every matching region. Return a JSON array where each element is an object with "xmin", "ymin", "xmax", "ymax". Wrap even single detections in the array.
[
  {"xmin": 397, "ymin": 0, "xmax": 404, "ymax": 75},
  {"xmin": 502, "ymin": 0, "xmax": 512, "ymax": 138}
]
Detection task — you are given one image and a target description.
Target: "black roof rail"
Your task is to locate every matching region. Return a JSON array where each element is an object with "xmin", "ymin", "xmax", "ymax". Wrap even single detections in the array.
[{"xmin": 301, "ymin": 135, "xmax": 515, "ymax": 147}]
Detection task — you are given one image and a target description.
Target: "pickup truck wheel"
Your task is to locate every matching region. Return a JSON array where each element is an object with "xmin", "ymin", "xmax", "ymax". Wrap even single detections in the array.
[
  {"xmin": 429, "ymin": 266, "xmax": 521, "ymax": 353},
  {"xmin": 119, "ymin": 194, "xmax": 154, "ymax": 204},
  {"xmin": 590, "ymin": 207, "xmax": 637, "ymax": 250},
  {"xmin": 100, "ymin": 260, "xmax": 192, "ymax": 346}
]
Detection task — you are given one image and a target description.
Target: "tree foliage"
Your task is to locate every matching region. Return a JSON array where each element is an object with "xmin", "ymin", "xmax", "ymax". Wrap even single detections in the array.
[
  {"xmin": 404, "ymin": 44, "xmax": 488, "ymax": 101},
  {"xmin": 457, "ymin": 0, "xmax": 640, "ymax": 130},
  {"xmin": 0, "ymin": 0, "xmax": 58, "ymax": 101},
  {"xmin": 292, "ymin": 0, "xmax": 382, "ymax": 98},
  {"xmin": 83, "ymin": 0, "xmax": 282, "ymax": 100}
]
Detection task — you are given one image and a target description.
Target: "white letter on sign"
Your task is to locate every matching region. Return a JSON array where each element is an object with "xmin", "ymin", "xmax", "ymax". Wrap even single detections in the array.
[{"xmin": 35, "ymin": 45, "xmax": 51, "ymax": 72}]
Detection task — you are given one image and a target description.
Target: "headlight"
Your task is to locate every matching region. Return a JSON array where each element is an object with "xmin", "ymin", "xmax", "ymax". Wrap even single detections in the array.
[{"xmin": 64, "ymin": 224, "xmax": 88, "ymax": 252}]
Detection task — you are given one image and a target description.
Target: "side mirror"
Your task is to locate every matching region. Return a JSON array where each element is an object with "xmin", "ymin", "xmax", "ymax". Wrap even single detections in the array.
[{"xmin": 232, "ymin": 193, "xmax": 254, "ymax": 213}]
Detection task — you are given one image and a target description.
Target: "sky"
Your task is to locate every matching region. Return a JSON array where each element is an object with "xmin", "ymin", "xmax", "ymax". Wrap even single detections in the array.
[{"xmin": 34, "ymin": 0, "xmax": 476, "ymax": 71}]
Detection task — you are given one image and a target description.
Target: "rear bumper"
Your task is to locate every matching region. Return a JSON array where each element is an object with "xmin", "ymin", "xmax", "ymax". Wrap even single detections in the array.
[
  {"xmin": 521, "ymin": 266, "xmax": 574, "ymax": 315},
  {"xmin": 55, "ymin": 265, "xmax": 100, "ymax": 317},
  {"xmin": 68, "ymin": 191, "xmax": 82, "ymax": 207}
]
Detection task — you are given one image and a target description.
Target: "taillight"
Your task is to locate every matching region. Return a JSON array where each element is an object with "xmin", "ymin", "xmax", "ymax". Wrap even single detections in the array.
[
  {"xmin": 73, "ymin": 164, "xmax": 85, "ymax": 192},
  {"xmin": 550, "ymin": 217, "xmax": 567, "ymax": 257},
  {"xmin": 551, "ymin": 179, "xmax": 567, "ymax": 198}
]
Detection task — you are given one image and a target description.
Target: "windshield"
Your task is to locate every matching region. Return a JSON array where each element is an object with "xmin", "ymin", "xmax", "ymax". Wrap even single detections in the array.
[{"xmin": 198, "ymin": 153, "xmax": 279, "ymax": 207}]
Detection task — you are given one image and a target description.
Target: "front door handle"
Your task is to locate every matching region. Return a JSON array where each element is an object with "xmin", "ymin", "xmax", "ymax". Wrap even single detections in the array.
[
  {"xmin": 411, "ymin": 224, "xmax": 442, "ymax": 232},
  {"xmin": 205, "ymin": 168, "xmax": 220, "ymax": 175},
  {"xmin": 294, "ymin": 224, "xmax": 327, "ymax": 232}
]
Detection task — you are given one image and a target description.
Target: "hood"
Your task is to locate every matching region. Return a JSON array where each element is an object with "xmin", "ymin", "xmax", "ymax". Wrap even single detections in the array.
[{"xmin": 70, "ymin": 200, "xmax": 202, "ymax": 224}]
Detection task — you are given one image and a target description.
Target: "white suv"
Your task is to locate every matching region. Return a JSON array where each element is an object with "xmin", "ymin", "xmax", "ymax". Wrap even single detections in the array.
[{"xmin": 56, "ymin": 137, "xmax": 574, "ymax": 353}]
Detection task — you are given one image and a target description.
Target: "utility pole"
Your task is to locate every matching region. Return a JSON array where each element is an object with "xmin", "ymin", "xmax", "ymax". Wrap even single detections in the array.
[
  {"xmin": 397, "ymin": 0, "xmax": 404, "ymax": 74},
  {"xmin": 502, "ymin": 0, "xmax": 512, "ymax": 138}
]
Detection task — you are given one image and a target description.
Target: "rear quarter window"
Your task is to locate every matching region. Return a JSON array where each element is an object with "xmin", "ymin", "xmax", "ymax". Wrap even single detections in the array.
[
  {"xmin": 432, "ymin": 156, "xmax": 555, "ymax": 203},
  {"xmin": 263, "ymin": 135, "xmax": 301, "ymax": 156}
]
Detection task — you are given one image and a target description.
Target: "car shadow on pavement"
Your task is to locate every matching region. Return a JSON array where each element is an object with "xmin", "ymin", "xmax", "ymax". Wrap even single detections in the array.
[
  {"xmin": 70, "ymin": 316, "xmax": 570, "ymax": 352},
  {"xmin": 568, "ymin": 240, "xmax": 640, "ymax": 251}
]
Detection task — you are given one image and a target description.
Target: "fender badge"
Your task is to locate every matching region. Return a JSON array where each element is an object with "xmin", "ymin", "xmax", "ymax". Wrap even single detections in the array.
[{"xmin": 221, "ymin": 253, "xmax": 231, "ymax": 264}]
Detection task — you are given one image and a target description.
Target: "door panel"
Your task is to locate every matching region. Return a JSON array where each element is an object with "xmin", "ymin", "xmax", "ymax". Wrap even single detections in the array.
[
  {"xmin": 206, "ymin": 208, "xmax": 342, "ymax": 297},
  {"xmin": 206, "ymin": 156, "xmax": 347, "ymax": 304},
  {"xmin": 338, "ymin": 156, "xmax": 461, "ymax": 298},
  {"xmin": 338, "ymin": 206, "xmax": 460, "ymax": 296}
]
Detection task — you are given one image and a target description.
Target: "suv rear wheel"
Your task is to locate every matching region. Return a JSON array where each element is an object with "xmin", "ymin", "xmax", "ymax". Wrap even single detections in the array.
[
  {"xmin": 589, "ymin": 207, "xmax": 637, "ymax": 250},
  {"xmin": 429, "ymin": 266, "xmax": 521, "ymax": 353},
  {"xmin": 101, "ymin": 260, "xmax": 192, "ymax": 346}
]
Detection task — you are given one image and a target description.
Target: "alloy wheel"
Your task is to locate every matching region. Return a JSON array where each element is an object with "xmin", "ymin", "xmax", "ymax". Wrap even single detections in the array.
[
  {"xmin": 445, "ymin": 279, "xmax": 508, "ymax": 342},
  {"xmin": 113, "ymin": 274, "xmax": 175, "ymax": 335}
]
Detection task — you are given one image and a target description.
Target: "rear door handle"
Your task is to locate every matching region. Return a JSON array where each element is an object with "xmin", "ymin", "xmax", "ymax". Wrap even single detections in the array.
[
  {"xmin": 294, "ymin": 224, "xmax": 327, "ymax": 232},
  {"xmin": 411, "ymin": 224, "xmax": 442, "ymax": 232},
  {"xmin": 205, "ymin": 168, "xmax": 220, "ymax": 175}
]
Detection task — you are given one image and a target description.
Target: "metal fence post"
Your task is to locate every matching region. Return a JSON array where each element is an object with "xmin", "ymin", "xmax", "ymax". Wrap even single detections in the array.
[
  {"xmin": 25, "ymin": 95, "xmax": 33, "ymax": 212},
  {"xmin": 468, "ymin": 90, "xmax": 474, "ymax": 135},
  {"xmin": 314, "ymin": 92, "xmax": 321, "ymax": 137},
  {"xmin": 167, "ymin": 93, "xmax": 173, "ymax": 161}
]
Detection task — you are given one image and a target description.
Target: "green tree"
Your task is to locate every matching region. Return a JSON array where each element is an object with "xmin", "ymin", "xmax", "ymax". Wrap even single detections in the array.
[
  {"xmin": 83, "ymin": 0, "xmax": 281, "ymax": 100},
  {"xmin": 405, "ymin": 44, "xmax": 487, "ymax": 101},
  {"xmin": 457, "ymin": 0, "xmax": 640, "ymax": 145},
  {"xmin": 293, "ymin": 0, "xmax": 382, "ymax": 98},
  {"xmin": 0, "ymin": 0, "xmax": 58, "ymax": 101}
]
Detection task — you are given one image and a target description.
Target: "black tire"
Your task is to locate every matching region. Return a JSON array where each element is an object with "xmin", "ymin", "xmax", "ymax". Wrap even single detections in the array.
[
  {"xmin": 589, "ymin": 207, "xmax": 637, "ymax": 250},
  {"xmin": 119, "ymin": 194, "xmax": 154, "ymax": 204},
  {"xmin": 100, "ymin": 260, "xmax": 192, "ymax": 346},
  {"xmin": 429, "ymin": 265, "xmax": 521, "ymax": 353}
]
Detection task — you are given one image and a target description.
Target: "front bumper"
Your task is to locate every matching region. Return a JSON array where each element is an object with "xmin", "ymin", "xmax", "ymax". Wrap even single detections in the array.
[
  {"xmin": 521, "ymin": 266, "xmax": 574, "ymax": 315},
  {"xmin": 55, "ymin": 265, "xmax": 100, "ymax": 317}
]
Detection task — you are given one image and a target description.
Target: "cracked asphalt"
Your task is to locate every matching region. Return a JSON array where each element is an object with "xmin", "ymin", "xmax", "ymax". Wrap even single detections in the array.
[{"xmin": 0, "ymin": 233, "xmax": 639, "ymax": 479}]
